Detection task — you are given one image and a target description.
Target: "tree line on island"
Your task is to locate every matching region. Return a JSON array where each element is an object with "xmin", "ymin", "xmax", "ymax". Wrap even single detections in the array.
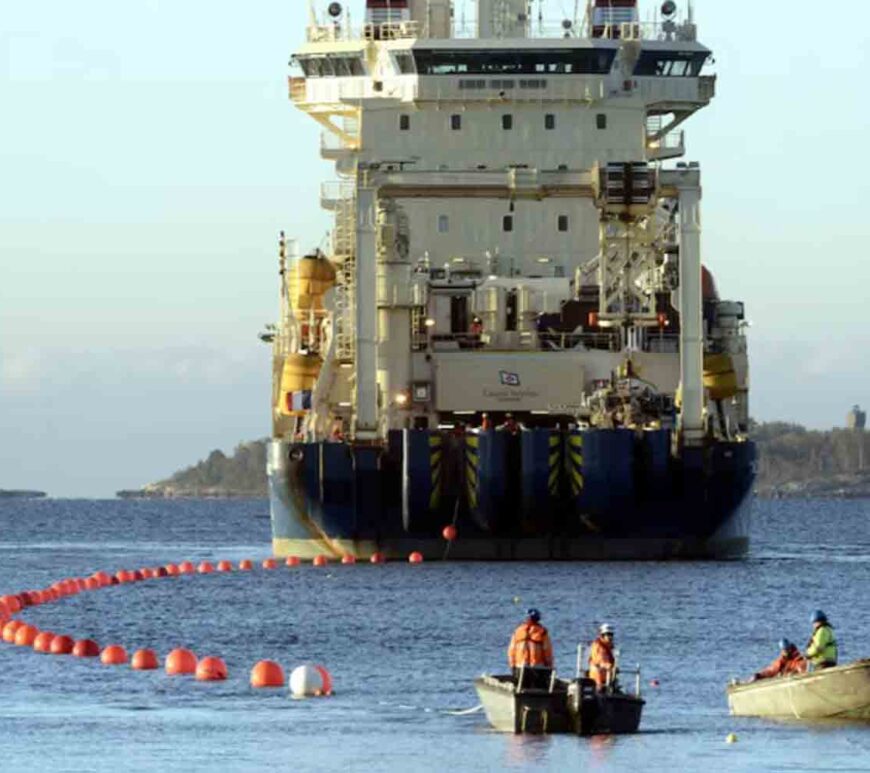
[{"xmin": 116, "ymin": 423, "xmax": 870, "ymax": 500}]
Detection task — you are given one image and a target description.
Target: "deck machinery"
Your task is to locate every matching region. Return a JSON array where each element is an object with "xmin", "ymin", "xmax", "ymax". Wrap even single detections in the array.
[{"xmin": 266, "ymin": 0, "xmax": 756, "ymax": 560}]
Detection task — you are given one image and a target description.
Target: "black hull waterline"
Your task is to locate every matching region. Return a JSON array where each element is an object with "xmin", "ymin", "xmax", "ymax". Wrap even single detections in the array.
[{"xmin": 269, "ymin": 428, "xmax": 756, "ymax": 561}]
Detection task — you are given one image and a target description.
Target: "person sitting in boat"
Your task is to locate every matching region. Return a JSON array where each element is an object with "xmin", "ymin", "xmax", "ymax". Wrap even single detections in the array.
[
  {"xmin": 806, "ymin": 610, "xmax": 838, "ymax": 670},
  {"xmin": 588, "ymin": 623, "xmax": 616, "ymax": 692},
  {"xmin": 507, "ymin": 608, "xmax": 554, "ymax": 689},
  {"xmin": 752, "ymin": 639, "xmax": 807, "ymax": 681}
]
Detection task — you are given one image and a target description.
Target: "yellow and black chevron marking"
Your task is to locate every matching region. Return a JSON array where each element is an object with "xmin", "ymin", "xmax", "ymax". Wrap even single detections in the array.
[
  {"xmin": 465, "ymin": 434, "xmax": 480, "ymax": 511},
  {"xmin": 429, "ymin": 434, "xmax": 442, "ymax": 511},
  {"xmin": 548, "ymin": 434, "xmax": 561, "ymax": 496},
  {"xmin": 568, "ymin": 434, "xmax": 584, "ymax": 498}
]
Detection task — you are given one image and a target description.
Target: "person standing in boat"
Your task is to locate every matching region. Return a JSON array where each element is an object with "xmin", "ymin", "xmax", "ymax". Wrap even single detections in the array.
[
  {"xmin": 507, "ymin": 609, "xmax": 554, "ymax": 688},
  {"xmin": 806, "ymin": 610, "xmax": 838, "ymax": 670},
  {"xmin": 752, "ymin": 639, "xmax": 807, "ymax": 681},
  {"xmin": 588, "ymin": 623, "xmax": 617, "ymax": 691}
]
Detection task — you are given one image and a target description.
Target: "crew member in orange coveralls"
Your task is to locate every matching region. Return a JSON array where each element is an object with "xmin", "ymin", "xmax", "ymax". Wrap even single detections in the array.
[
  {"xmin": 588, "ymin": 623, "xmax": 616, "ymax": 691},
  {"xmin": 753, "ymin": 639, "xmax": 807, "ymax": 681},
  {"xmin": 508, "ymin": 609, "xmax": 554, "ymax": 688}
]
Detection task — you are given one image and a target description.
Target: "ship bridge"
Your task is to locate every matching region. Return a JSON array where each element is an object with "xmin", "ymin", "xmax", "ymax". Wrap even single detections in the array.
[{"xmin": 275, "ymin": 0, "xmax": 746, "ymax": 458}]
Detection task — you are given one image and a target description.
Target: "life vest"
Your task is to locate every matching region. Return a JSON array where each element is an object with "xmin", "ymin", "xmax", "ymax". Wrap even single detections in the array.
[
  {"xmin": 807, "ymin": 624, "xmax": 838, "ymax": 666},
  {"xmin": 508, "ymin": 622, "xmax": 553, "ymax": 668},
  {"xmin": 588, "ymin": 637, "xmax": 615, "ymax": 687}
]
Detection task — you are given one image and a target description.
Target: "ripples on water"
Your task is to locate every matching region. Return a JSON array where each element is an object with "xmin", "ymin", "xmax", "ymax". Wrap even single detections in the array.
[{"xmin": 1, "ymin": 498, "xmax": 869, "ymax": 771}]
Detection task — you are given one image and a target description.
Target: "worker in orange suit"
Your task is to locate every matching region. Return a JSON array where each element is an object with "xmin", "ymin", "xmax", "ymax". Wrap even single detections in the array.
[
  {"xmin": 588, "ymin": 623, "xmax": 616, "ymax": 691},
  {"xmin": 752, "ymin": 639, "xmax": 807, "ymax": 681},
  {"xmin": 508, "ymin": 608, "xmax": 554, "ymax": 689}
]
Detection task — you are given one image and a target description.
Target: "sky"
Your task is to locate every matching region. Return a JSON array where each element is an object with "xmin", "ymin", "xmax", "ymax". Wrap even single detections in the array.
[{"xmin": 2, "ymin": 0, "xmax": 869, "ymax": 497}]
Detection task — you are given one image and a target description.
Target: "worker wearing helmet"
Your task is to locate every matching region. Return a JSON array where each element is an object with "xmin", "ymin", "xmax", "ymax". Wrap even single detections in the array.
[
  {"xmin": 806, "ymin": 610, "xmax": 838, "ymax": 670},
  {"xmin": 508, "ymin": 609, "xmax": 554, "ymax": 688},
  {"xmin": 588, "ymin": 623, "xmax": 616, "ymax": 691},
  {"xmin": 752, "ymin": 639, "xmax": 807, "ymax": 681}
]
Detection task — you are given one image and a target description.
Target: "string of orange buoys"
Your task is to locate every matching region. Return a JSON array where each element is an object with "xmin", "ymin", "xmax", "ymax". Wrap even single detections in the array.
[{"xmin": 0, "ymin": 539, "xmax": 447, "ymax": 696}]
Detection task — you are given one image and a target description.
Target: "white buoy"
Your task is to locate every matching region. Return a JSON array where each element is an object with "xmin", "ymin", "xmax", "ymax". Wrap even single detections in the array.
[{"xmin": 290, "ymin": 664, "xmax": 329, "ymax": 697}]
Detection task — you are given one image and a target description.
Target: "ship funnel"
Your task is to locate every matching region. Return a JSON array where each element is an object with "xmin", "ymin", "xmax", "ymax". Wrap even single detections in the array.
[
  {"xmin": 477, "ymin": 0, "xmax": 529, "ymax": 39},
  {"xmin": 366, "ymin": 0, "xmax": 410, "ymax": 25},
  {"xmin": 590, "ymin": 0, "xmax": 638, "ymax": 38},
  {"xmin": 410, "ymin": 0, "xmax": 451, "ymax": 38}
]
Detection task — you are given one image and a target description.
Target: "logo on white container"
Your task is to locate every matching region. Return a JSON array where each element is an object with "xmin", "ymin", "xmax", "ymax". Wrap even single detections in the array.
[{"xmin": 499, "ymin": 371, "xmax": 521, "ymax": 387}]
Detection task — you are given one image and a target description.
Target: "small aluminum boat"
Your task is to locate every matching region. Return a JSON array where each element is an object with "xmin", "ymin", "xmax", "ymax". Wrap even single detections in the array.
[
  {"xmin": 474, "ymin": 670, "xmax": 644, "ymax": 735},
  {"xmin": 727, "ymin": 660, "xmax": 870, "ymax": 720}
]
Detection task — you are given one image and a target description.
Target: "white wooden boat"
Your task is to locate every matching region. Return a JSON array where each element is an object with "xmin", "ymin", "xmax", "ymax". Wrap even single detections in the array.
[{"xmin": 727, "ymin": 660, "xmax": 870, "ymax": 720}]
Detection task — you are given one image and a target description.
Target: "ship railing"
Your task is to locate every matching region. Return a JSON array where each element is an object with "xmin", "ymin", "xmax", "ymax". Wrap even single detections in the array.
[
  {"xmin": 305, "ymin": 19, "xmax": 691, "ymax": 43},
  {"xmin": 306, "ymin": 21, "xmax": 422, "ymax": 43}
]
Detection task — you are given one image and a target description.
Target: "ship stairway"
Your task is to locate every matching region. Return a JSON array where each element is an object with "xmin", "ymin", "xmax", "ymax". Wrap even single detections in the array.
[{"xmin": 332, "ymin": 195, "xmax": 357, "ymax": 364}]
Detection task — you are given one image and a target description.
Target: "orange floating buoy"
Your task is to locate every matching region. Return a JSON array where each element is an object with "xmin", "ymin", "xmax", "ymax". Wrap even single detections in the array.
[
  {"xmin": 442, "ymin": 525, "xmax": 457, "ymax": 541},
  {"xmin": 155, "ymin": 566, "xmax": 169, "ymax": 578},
  {"xmin": 49, "ymin": 634, "xmax": 75, "ymax": 655},
  {"xmin": 262, "ymin": 558, "xmax": 277, "ymax": 570},
  {"xmin": 198, "ymin": 561, "xmax": 215, "ymax": 574},
  {"xmin": 33, "ymin": 631, "xmax": 55, "ymax": 653},
  {"xmin": 94, "ymin": 572, "xmax": 112, "ymax": 587},
  {"xmin": 165, "ymin": 648, "xmax": 198, "ymax": 675},
  {"xmin": 131, "ymin": 648, "xmax": 160, "ymax": 670},
  {"xmin": 370, "ymin": 552, "xmax": 387, "ymax": 564},
  {"xmin": 14, "ymin": 624, "xmax": 39, "ymax": 647},
  {"xmin": 239, "ymin": 559, "xmax": 253, "ymax": 571},
  {"xmin": 341, "ymin": 555, "xmax": 356, "ymax": 565},
  {"xmin": 141, "ymin": 568, "xmax": 155, "ymax": 580},
  {"xmin": 408, "ymin": 551, "xmax": 424, "ymax": 564},
  {"xmin": 116, "ymin": 570, "xmax": 133, "ymax": 584},
  {"xmin": 72, "ymin": 639, "xmax": 101, "ymax": 658},
  {"xmin": 74, "ymin": 578, "xmax": 88, "ymax": 591},
  {"xmin": 1, "ymin": 595, "xmax": 21, "ymax": 614},
  {"xmin": 314, "ymin": 665, "xmax": 334, "ymax": 696},
  {"xmin": 312, "ymin": 555, "xmax": 329, "ymax": 567},
  {"xmin": 100, "ymin": 644, "xmax": 128, "ymax": 665},
  {"xmin": 165, "ymin": 563, "xmax": 180, "ymax": 576},
  {"xmin": 0, "ymin": 602, "xmax": 8, "ymax": 623},
  {"xmin": 178, "ymin": 561, "xmax": 195, "ymax": 575},
  {"xmin": 217, "ymin": 560, "xmax": 233, "ymax": 572},
  {"xmin": 250, "ymin": 660, "xmax": 285, "ymax": 688},
  {"xmin": 2, "ymin": 620, "xmax": 23, "ymax": 643},
  {"xmin": 18, "ymin": 591, "xmax": 36, "ymax": 607},
  {"xmin": 195, "ymin": 656, "xmax": 228, "ymax": 682},
  {"xmin": 84, "ymin": 577, "xmax": 100, "ymax": 591},
  {"xmin": 285, "ymin": 556, "xmax": 300, "ymax": 567},
  {"xmin": 131, "ymin": 570, "xmax": 144, "ymax": 582}
]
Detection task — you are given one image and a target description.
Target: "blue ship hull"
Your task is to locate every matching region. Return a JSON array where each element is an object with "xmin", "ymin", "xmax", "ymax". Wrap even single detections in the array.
[{"xmin": 268, "ymin": 429, "xmax": 756, "ymax": 561}]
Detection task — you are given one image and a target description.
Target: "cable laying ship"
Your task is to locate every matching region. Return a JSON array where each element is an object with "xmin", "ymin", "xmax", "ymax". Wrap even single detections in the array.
[{"xmin": 266, "ymin": 0, "xmax": 756, "ymax": 560}]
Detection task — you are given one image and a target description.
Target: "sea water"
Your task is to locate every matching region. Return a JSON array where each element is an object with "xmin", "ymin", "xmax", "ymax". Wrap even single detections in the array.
[{"xmin": 0, "ymin": 498, "xmax": 869, "ymax": 772}]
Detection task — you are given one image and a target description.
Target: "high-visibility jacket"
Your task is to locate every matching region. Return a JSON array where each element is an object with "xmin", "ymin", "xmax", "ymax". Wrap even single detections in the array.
[
  {"xmin": 508, "ymin": 621, "xmax": 554, "ymax": 668},
  {"xmin": 588, "ymin": 636, "xmax": 615, "ymax": 688},
  {"xmin": 756, "ymin": 647, "xmax": 807, "ymax": 680},
  {"xmin": 807, "ymin": 624, "xmax": 838, "ymax": 667}
]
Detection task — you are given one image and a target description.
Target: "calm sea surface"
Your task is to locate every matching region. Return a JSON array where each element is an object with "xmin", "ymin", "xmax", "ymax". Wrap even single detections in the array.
[{"xmin": 1, "ymin": 498, "xmax": 869, "ymax": 772}]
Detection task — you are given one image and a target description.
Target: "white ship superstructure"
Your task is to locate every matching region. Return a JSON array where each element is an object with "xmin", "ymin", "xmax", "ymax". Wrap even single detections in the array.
[{"xmin": 266, "ymin": 0, "xmax": 755, "ymax": 561}]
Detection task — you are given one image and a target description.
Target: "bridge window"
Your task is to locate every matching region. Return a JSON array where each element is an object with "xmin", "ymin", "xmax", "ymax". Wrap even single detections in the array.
[
  {"xmin": 412, "ymin": 48, "xmax": 616, "ymax": 76},
  {"xmin": 545, "ymin": 113, "xmax": 556, "ymax": 130},
  {"xmin": 558, "ymin": 215, "xmax": 569, "ymax": 232},
  {"xmin": 394, "ymin": 52, "xmax": 416, "ymax": 74},
  {"xmin": 399, "ymin": 114, "xmax": 410, "ymax": 131},
  {"xmin": 503, "ymin": 215, "xmax": 514, "ymax": 232},
  {"xmin": 451, "ymin": 114, "xmax": 462, "ymax": 130},
  {"xmin": 297, "ymin": 55, "xmax": 366, "ymax": 78},
  {"xmin": 634, "ymin": 50, "xmax": 709, "ymax": 77},
  {"xmin": 596, "ymin": 113, "xmax": 607, "ymax": 129},
  {"xmin": 438, "ymin": 215, "xmax": 450, "ymax": 233},
  {"xmin": 502, "ymin": 114, "xmax": 513, "ymax": 130}
]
